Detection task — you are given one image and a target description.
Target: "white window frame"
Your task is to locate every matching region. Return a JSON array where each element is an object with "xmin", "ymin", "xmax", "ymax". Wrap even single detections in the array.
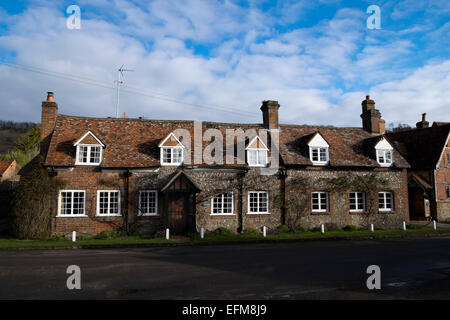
[
  {"xmin": 246, "ymin": 149, "xmax": 268, "ymax": 167},
  {"xmin": 247, "ymin": 191, "xmax": 269, "ymax": 214},
  {"xmin": 309, "ymin": 146, "xmax": 329, "ymax": 165},
  {"xmin": 160, "ymin": 146, "xmax": 183, "ymax": 166},
  {"xmin": 139, "ymin": 190, "xmax": 158, "ymax": 216},
  {"xmin": 57, "ymin": 190, "xmax": 87, "ymax": 217},
  {"xmin": 311, "ymin": 191, "xmax": 329, "ymax": 212},
  {"xmin": 75, "ymin": 144, "xmax": 103, "ymax": 165},
  {"xmin": 211, "ymin": 192, "xmax": 234, "ymax": 215},
  {"xmin": 445, "ymin": 186, "xmax": 450, "ymax": 200},
  {"xmin": 96, "ymin": 190, "xmax": 121, "ymax": 216},
  {"xmin": 378, "ymin": 191, "xmax": 394, "ymax": 212},
  {"xmin": 376, "ymin": 149, "xmax": 393, "ymax": 166},
  {"xmin": 349, "ymin": 191, "xmax": 366, "ymax": 212}
]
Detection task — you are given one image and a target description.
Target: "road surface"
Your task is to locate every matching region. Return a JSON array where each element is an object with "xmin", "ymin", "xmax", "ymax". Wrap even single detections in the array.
[{"xmin": 1, "ymin": 237, "xmax": 450, "ymax": 299}]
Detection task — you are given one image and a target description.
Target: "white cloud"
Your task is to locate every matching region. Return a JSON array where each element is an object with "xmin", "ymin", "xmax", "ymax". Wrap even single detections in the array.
[{"xmin": 0, "ymin": 0, "xmax": 448, "ymax": 129}]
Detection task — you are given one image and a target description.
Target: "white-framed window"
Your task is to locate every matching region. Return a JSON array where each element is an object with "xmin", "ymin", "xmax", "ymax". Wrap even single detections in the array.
[
  {"xmin": 76, "ymin": 145, "xmax": 102, "ymax": 165},
  {"xmin": 309, "ymin": 147, "xmax": 329, "ymax": 164},
  {"xmin": 376, "ymin": 149, "xmax": 393, "ymax": 166},
  {"xmin": 161, "ymin": 147, "xmax": 183, "ymax": 165},
  {"xmin": 247, "ymin": 149, "xmax": 268, "ymax": 167},
  {"xmin": 349, "ymin": 192, "xmax": 366, "ymax": 212},
  {"xmin": 139, "ymin": 190, "xmax": 158, "ymax": 216},
  {"xmin": 211, "ymin": 193, "xmax": 234, "ymax": 215},
  {"xmin": 311, "ymin": 191, "xmax": 329, "ymax": 212},
  {"xmin": 58, "ymin": 190, "xmax": 86, "ymax": 216},
  {"xmin": 248, "ymin": 191, "xmax": 269, "ymax": 214},
  {"xmin": 378, "ymin": 192, "xmax": 394, "ymax": 212},
  {"xmin": 97, "ymin": 190, "xmax": 121, "ymax": 216}
]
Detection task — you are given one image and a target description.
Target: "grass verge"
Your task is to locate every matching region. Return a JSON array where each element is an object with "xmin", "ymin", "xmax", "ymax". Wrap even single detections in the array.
[{"xmin": 1, "ymin": 227, "xmax": 450, "ymax": 250}]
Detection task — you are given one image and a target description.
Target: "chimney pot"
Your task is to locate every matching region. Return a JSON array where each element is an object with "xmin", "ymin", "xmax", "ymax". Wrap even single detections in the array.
[
  {"xmin": 422, "ymin": 113, "xmax": 426, "ymax": 121},
  {"xmin": 46, "ymin": 92, "xmax": 54, "ymax": 102}
]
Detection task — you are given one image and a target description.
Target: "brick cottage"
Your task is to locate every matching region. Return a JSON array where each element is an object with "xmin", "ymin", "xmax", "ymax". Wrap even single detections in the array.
[{"xmin": 37, "ymin": 92, "xmax": 412, "ymax": 236}]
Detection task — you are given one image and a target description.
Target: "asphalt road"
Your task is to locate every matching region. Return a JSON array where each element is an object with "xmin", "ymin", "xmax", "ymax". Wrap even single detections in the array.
[{"xmin": 1, "ymin": 237, "xmax": 450, "ymax": 299}]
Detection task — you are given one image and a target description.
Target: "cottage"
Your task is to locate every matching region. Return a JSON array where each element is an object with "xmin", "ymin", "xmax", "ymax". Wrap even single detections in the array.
[
  {"xmin": 387, "ymin": 115, "xmax": 450, "ymax": 222},
  {"xmin": 0, "ymin": 160, "xmax": 20, "ymax": 182},
  {"xmin": 38, "ymin": 92, "xmax": 410, "ymax": 236}
]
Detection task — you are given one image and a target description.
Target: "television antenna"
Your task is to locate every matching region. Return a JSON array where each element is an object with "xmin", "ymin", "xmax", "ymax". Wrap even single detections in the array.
[{"xmin": 115, "ymin": 64, "xmax": 134, "ymax": 118}]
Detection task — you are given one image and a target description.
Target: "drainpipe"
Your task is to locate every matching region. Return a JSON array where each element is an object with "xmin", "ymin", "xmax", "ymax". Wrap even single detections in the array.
[
  {"xmin": 237, "ymin": 170, "xmax": 246, "ymax": 233},
  {"xmin": 280, "ymin": 169, "xmax": 287, "ymax": 225},
  {"xmin": 124, "ymin": 170, "xmax": 132, "ymax": 234}
]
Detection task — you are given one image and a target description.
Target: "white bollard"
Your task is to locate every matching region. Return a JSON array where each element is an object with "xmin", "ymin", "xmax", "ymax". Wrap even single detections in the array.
[
  {"xmin": 72, "ymin": 231, "xmax": 76, "ymax": 242},
  {"xmin": 263, "ymin": 226, "xmax": 267, "ymax": 237},
  {"xmin": 370, "ymin": 224, "xmax": 374, "ymax": 232},
  {"xmin": 321, "ymin": 224, "xmax": 325, "ymax": 234},
  {"xmin": 165, "ymin": 228, "xmax": 170, "ymax": 240},
  {"xmin": 200, "ymin": 227, "xmax": 204, "ymax": 239},
  {"xmin": 433, "ymin": 220, "xmax": 437, "ymax": 230},
  {"xmin": 402, "ymin": 221, "xmax": 406, "ymax": 231}
]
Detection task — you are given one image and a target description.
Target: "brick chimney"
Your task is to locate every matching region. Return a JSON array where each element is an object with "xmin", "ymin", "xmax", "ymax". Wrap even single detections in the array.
[
  {"xmin": 261, "ymin": 100, "xmax": 280, "ymax": 131},
  {"xmin": 40, "ymin": 92, "xmax": 58, "ymax": 154},
  {"xmin": 416, "ymin": 113, "xmax": 429, "ymax": 129},
  {"xmin": 360, "ymin": 95, "xmax": 385, "ymax": 135}
]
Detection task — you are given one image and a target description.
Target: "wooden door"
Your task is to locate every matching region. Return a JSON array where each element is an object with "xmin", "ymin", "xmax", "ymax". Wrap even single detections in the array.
[{"xmin": 168, "ymin": 192, "xmax": 187, "ymax": 234}]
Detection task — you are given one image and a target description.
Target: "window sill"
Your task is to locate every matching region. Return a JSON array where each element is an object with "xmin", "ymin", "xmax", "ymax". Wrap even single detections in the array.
[
  {"xmin": 311, "ymin": 211, "xmax": 331, "ymax": 215},
  {"xmin": 96, "ymin": 214, "xmax": 121, "ymax": 217},
  {"xmin": 210, "ymin": 213, "xmax": 235, "ymax": 216},
  {"xmin": 246, "ymin": 212, "xmax": 271, "ymax": 215},
  {"xmin": 56, "ymin": 215, "xmax": 88, "ymax": 218},
  {"xmin": 138, "ymin": 214, "xmax": 159, "ymax": 217},
  {"xmin": 161, "ymin": 163, "xmax": 183, "ymax": 166},
  {"xmin": 75, "ymin": 163, "xmax": 101, "ymax": 166}
]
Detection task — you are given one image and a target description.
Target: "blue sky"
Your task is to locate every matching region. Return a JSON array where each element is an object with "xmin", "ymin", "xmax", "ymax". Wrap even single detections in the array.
[{"xmin": 0, "ymin": 0, "xmax": 449, "ymax": 127}]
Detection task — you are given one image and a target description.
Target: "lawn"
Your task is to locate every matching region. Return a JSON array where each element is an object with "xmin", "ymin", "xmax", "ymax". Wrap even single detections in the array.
[{"xmin": 1, "ymin": 227, "xmax": 450, "ymax": 250}]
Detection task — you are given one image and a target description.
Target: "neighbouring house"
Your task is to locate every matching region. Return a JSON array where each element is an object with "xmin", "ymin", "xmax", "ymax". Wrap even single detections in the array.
[
  {"xmin": 35, "ymin": 92, "xmax": 410, "ymax": 236},
  {"xmin": 0, "ymin": 160, "xmax": 20, "ymax": 182},
  {"xmin": 386, "ymin": 115, "xmax": 450, "ymax": 222}
]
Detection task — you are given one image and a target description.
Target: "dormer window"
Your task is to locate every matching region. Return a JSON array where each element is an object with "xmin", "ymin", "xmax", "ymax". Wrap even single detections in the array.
[
  {"xmin": 307, "ymin": 132, "xmax": 329, "ymax": 166},
  {"xmin": 376, "ymin": 149, "xmax": 393, "ymax": 165},
  {"xmin": 74, "ymin": 131, "xmax": 105, "ymax": 166},
  {"xmin": 374, "ymin": 137, "xmax": 394, "ymax": 167},
  {"xmin": 159, "ymin": 132, "xmax": 184, "ymax": 166},
  {"xmin": 161, "ymin": 147, "xmax": 183, "ymax": 165},
  {"xmin": 246, "ymin": 136, "xmax": 269, "ymax": 167}
]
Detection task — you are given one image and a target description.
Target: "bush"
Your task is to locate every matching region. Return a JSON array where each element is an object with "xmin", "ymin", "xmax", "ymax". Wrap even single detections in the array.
[
  {"xmin": 310, "ymin": 225, "xmax": 327, "ymax": 232},
  {"xmin": 214, "ymin": 227, "xmax": 230, "ymax": 236},
  {"xmin": 343, "ymin": 225, "xmax": 358, "ymax": 231},
  {"xmin": 295, "ymin": 225, "xmax": 308, "ymax": 233},
  {"xmin": 406, "ymin": 224, "xmax": 418, "ymax": 230},
  {"xmin": 277, "ymin": 225, "xmax": 290, "ymax": 233},
  {"xmin": 94, "ymin": 230, "xmax": 119, "ymax": 239},
  {"xmin": 11, "ymin": 155, "xmax": 66, "ymax": 239},
  {"xmin": 324, "ymin": 223, "xmax": 341, "ymax": 231},
  {"xmin": 243, "ymin": 228, "xmax": 260, "ymax": 236}
]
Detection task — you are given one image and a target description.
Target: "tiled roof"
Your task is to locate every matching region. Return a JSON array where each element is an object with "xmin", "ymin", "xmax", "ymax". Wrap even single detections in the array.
[
  {"xmin": 386, "ymin": 124, "xmax": 450, "ymax": 169},
  {"xmin": 44, "ymin": 114, "xmax": 410, "ymax": 169},
  {"xmin": 0, "ymin": 160, "xmax": 14, "ymax": 176}
]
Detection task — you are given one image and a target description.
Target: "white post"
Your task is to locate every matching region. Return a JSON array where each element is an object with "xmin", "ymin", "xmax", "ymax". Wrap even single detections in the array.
[
  {"xmin": 321, "ymin": 224, "xmax": 325, "ymax": 234},
  {"xmin": 370, "ymin": 224, "xmax": 374, "ymax": 232},
  {"xmin": 72, "ymin": 231, "xmax": 76, "ymax": 242},
  {"xmin": 263, "ymin": 226, "xmax": 267, "ymax": 237},
  {"xmin": 402, "ymin": 221, "xmax": 406, "ymax": 231},
  {"xmin": 433, "ymin": 220, "xmax": 437, "ymax": 230},
  {"xmin": 200, "ymin": 227, "xmax": 204, "ymax": 239},
  {"xmin": 165, "ymin": 228, "xmax": 170, "ymax": 240}
]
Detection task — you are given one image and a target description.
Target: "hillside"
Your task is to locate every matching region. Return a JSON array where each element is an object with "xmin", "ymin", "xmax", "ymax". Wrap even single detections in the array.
[{"xmin": 0, "ymin": 121, "xmax": 37, "ymax": 153}]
